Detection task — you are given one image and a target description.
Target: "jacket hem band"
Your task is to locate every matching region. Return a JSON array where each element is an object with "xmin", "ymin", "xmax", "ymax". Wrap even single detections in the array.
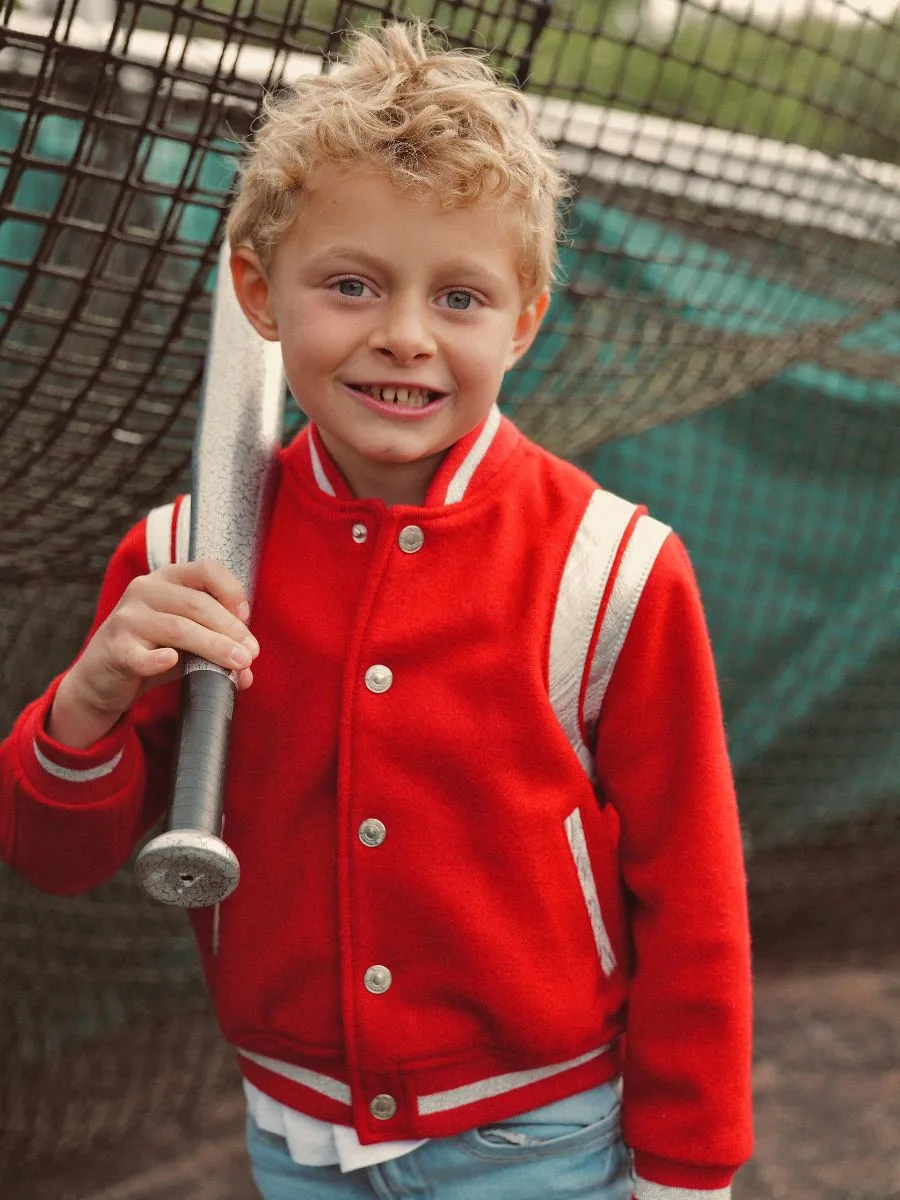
[{"xmin": 238, "ymin": 1043, "xmax": 612, "ymax": 1118}]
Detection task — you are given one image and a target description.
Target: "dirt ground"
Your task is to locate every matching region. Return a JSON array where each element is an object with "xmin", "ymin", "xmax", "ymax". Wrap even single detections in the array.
[
  {"xmin": 6, "ymin": 960, "xmax": 898, "ymax": 1200},
  {"xmin": 6, "ymin": 860, "xmax": 900, "ymax": 1200}
]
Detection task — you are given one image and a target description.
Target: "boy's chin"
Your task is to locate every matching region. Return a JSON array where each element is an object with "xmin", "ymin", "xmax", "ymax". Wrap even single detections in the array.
[{"xmin": 360, "ymin": 436, "xmax": 449, "ymax": 465}]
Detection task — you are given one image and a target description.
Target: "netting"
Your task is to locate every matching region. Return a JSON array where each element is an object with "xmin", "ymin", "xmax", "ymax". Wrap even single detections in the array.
[{"xmin": 2, "ymin": 0, "xmax": 899, "ymax": 1181}]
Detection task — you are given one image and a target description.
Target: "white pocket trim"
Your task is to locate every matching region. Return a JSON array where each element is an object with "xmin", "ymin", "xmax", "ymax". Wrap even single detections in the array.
[{"xmin": 565, "ymin": 807, "xmax": 616, "ymax": 976}]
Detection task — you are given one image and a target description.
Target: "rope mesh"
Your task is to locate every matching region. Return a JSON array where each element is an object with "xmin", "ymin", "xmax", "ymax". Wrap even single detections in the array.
[{"xmin": 2, "ymin": 0, "xmax": 898, "ymax": 1176}]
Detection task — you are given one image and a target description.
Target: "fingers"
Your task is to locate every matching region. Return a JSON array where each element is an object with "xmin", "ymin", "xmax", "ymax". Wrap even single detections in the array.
[
  {"xmin": 139, "ymin": 610, "xmax": 258, "ymax": 673},
  {"xmin": 149, "ymin": 647, "xmax": 180, "ymax": 674},
  {"xmin": 117, "ymin": 560, "xmax": 260, "ymax": 675},
  {"xmin": 155, "ymin": 558, "xmax": 253, "ymax": 631},
  {"xmin": 72, "ymin": 559, "xmax": 261, "ymax": 720},
  {"xmin": 137, "ymin": 659, "xmax": 254, "ymax": 702}
]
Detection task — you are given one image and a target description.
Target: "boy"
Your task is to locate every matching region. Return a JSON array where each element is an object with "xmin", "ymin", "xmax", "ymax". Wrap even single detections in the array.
[{"xmin": 0, "ymin": 21, "xmax": 752, "ymax": 1200}]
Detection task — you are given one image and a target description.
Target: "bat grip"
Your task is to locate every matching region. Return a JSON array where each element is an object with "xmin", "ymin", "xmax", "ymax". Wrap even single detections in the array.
[
  {"xmin": 171, "ymin": 666, "xmax": 235, "ymax": 831},
  {"xmin": 134, "ymin": 667, "xmax": 240, "ymax": 908}
]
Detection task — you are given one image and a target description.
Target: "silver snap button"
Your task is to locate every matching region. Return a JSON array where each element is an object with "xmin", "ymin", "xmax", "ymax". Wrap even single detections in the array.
[
  {"xmin": 398, "ymin": 525, "xmax": 424, "ymax": 554},
  {"xmin": 358, "ymin": 818, "xmax": 386, "ymax": 848},
  {"xmin": 364, "ymin": 964, "xmax": 392, "ymax": 994},
  {"xmin": 364, "ymin": 665, "xmax": 393, "ymax": 693},
  {"xmin": 351, "ymin": 523, "xmax": 368, "ymax": 544},
  {"xmin": 369, "ymin": 1093, "xmax": 397, "ymax": 1120}
]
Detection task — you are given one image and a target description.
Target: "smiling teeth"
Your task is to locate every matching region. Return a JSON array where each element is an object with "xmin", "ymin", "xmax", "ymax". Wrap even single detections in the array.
[{"xmin": 364, "ymin": 386, "xmax": 433, "ymax": 408}]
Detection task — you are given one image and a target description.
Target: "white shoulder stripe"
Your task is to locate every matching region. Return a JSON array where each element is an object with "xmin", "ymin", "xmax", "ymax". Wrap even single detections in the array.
[
  {"xmin": 175, "ymin": 495, "xmax": 191, "ymax": 564},
  {"xmin": 548, "ymin": 491, "xmax": 636, "ymax": 776},
  {"xmin": 582, "ymin": 514, "xmax": 670, "ymax": 735},
  {"xmin": 33, "ymin": 740, "xmax": 123, "ymax": 783},
  {"xmin": 145, "ymin": 501, "xmax": 175, "ymax": 572},
  {"xmin": 145, "ymin": 498, "xmax": 192, "ymax": 570},
  {"xmin": 635, "ymin": 1178, "xmax": 730, "ymax": 1200}
]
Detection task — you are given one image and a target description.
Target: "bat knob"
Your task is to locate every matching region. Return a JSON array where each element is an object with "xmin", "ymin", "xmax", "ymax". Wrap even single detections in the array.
[{"xmin": 135, "ymin": 830, "xmax": 239, "ymax": 908}]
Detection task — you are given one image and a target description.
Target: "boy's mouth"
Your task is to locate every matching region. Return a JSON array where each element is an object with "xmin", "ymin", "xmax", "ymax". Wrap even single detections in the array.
[{"xmin": 351, "ymin": 384, "xmax": 445, "ymax": 409}]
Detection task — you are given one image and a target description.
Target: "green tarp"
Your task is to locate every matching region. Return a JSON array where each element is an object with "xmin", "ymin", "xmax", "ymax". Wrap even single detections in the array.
[{"xmin": 3, "ymin": 113, "xmax": 898, "ymax": 851}]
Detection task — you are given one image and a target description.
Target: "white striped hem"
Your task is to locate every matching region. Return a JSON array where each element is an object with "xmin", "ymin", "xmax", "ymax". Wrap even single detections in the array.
[
  {"xmin": 417, "ymin": 1045, "xmax": 609, "ymax": 1115},
  {"xmin": 443, "ymin": 404, "xmax": 501, "ymax": 504},
  {"xmin": 237, "ymin": 1043, "xmax": 610, "ymax": 1118},
  {"xmin": 239, "ymin": 1050, "xmax": 352, "ymax": 1105},
  {"xmin": 33, "ymin": 740, "xmax": 123, "ymax": 783},
  {"xmin": 635, "ymin": 1178, "xmax": 731, "ymax": 1200}
]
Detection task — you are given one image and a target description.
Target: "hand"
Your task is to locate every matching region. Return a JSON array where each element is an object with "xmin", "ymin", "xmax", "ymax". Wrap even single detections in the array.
[{"xmin": 47, "ymin": 559, "xmax": 259, "ymax": 749}]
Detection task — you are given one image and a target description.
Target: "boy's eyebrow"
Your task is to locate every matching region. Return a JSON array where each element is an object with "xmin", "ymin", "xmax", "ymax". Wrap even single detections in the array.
[{"xmin": 309, "ymin": 245, "xmax": 511, "ymax": 289}]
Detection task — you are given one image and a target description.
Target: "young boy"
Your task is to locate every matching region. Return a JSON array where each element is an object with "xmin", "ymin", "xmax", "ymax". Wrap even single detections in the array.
[{"xmin": 0, "ymin": 21, "xmax": 752, "ymax": 1200}]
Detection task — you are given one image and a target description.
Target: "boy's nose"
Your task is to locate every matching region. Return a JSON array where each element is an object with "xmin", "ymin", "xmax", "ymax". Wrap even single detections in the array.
[{"xmin": 368, "ymin": 299, "xmax": 436, "ymax": 362}]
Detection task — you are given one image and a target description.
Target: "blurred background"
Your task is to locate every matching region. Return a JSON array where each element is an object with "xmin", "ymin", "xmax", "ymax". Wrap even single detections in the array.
[{"xmin": 1, "ymin": 0, "xmax": 898, "ymax": 1196}]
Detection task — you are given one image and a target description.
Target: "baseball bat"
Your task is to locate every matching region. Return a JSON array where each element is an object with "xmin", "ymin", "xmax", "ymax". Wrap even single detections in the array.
[{"xmin": 134, "ymin": 243, "xmax": 285, "ymax": 908}]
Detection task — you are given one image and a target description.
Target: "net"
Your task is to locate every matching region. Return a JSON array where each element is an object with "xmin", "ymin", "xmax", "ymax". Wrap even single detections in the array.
[
  {"xmin": 3, "ymin": 1, "xmax": 900, "ymax": 581},
  {"xmin": 2, "ymin": 0, "xmax": 899, "ymax": 1177}
]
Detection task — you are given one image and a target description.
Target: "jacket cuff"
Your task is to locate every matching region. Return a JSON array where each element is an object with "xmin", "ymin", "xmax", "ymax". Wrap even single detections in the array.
[
  {"xmin": 633, "ymin": 1153, "xmax": 736, "ymax": 1199},
  {"xmin": 24, "ymin": 677, "xmax": 137, "ymax": 805}
]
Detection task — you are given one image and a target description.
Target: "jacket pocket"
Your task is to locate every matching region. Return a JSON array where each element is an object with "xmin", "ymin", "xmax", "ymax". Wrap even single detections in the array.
[{"xmin": 564, "ymin": 807, "xmax": 617, "ymax": 976}]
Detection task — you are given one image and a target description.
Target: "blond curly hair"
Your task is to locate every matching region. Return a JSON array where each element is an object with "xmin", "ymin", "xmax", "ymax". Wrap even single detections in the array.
[{"xmin": 226, "ymin": 20, "xmax": 570, "ymax": 298}]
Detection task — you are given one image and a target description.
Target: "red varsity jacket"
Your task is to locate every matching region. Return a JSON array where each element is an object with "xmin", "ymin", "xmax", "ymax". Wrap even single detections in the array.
[{"xmin": 0, "ymin": 411, "xmax": 753, "ymax": 1199}]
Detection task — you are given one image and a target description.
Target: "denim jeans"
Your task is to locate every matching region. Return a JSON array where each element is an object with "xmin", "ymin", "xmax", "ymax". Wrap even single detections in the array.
[{"xmin": 246, "ymin": 1081, "xmax": 633, "ymax": 1199}]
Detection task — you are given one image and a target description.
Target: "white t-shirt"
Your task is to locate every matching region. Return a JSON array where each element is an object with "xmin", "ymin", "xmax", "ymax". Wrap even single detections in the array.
[{"xmin": 244, "ymin": 1080, "xmax": 427, "ymax": 1172}]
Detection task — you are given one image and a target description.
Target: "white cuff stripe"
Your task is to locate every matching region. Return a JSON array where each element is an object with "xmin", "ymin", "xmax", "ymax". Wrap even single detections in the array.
[
  {"xmin": 635, "ymin": 1178, "xmax": 731, "ymax": 1200},
  {"xmin": 34, "ymin": 740, "xmax": 124, "ymax": 783}
]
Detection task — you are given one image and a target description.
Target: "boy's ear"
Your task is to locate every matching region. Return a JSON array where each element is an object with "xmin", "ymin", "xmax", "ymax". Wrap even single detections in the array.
[
  {"xmin": 230, "ymin": 247, "xmax": 279, "ymax": 341},
  {"xmin": 505, "ymin": 290, "xmax": 551, "ymax": 369}
]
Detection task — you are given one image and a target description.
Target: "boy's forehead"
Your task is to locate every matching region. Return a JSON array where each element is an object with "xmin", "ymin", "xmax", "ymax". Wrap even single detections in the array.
[
  {"xmin": 291, "ymin": 163, "xmax": 524, "ymax": 257},
  {"xmin": 301, "ymin": 161, "xmax": 500, "ymax": 215}
]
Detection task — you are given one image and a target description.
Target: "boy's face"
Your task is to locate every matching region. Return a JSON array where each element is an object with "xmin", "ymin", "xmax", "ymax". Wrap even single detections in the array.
[{"xmin": 232, "ymin": 165, "xmax": 548, "ymax": 504}]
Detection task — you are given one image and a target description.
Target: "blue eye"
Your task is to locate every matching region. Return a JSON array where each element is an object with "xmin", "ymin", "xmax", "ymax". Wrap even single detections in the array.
[
  {"xmin": 445, "ymin": 290, "xmax": 473, "ymax": 310},
  {"xmin": 338, "ymin": 279, "xmax": 365, "ymax": 297}
]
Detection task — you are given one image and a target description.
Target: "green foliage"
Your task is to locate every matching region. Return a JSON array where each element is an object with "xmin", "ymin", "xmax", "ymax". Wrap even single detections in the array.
[
  {"xmin": 131, "ymin": 0, "xmax": 900, "ymax": 163},
  {"xmin": 619, "ymin": 12, "xmax": 900, "ymax": 162}
]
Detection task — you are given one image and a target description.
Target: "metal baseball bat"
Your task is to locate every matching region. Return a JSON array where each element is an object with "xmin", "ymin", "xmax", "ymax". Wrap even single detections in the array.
[{"xmin": 135, "ymin": 243, "xmax": 285, "ymax": 908}]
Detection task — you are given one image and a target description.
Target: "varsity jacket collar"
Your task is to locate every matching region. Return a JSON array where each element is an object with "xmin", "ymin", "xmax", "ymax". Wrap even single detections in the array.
[{"xmin": 282, "ymin": 405, "xmax": 520, "ymax": 508}]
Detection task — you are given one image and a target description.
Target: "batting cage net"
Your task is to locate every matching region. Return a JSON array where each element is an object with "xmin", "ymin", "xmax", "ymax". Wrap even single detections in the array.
[{"xmin": 2, "ymin": 0, "xmax": 899, "ymax": 1177}]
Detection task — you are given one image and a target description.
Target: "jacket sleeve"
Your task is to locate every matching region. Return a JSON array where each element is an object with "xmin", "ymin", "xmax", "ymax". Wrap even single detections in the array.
[
  {"xmin": 594, "ymin": 532, "xmax": 753, "ymax": 1199},
  {"xmin": 0, "ymin": 517, "xmax": 180, "ymax": 895}
]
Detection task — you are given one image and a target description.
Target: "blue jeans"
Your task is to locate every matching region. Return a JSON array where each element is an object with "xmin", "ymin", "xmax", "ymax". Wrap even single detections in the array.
[{"xmin": 247, "ymin": 1081, "xmax": 633, "ymax": 1199}]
